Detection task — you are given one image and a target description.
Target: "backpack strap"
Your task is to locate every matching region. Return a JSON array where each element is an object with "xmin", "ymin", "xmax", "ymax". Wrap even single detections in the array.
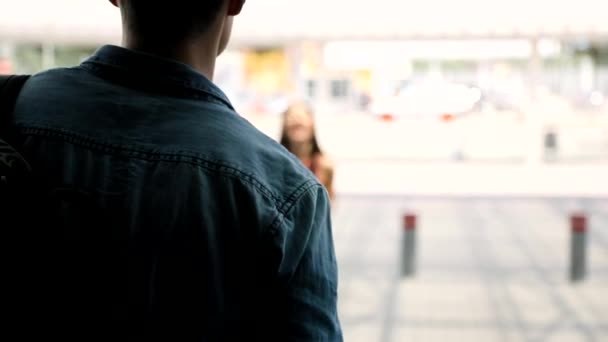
[
  {"xmin": 0, "ymin": 75, "xmax": 31, "ymax": 125},
  {"xmin": 0, "ymin": 75, "xmax": 32, "ymax": 179}
]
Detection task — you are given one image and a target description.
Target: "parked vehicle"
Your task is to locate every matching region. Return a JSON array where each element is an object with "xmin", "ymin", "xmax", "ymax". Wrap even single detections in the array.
[{"xmin": 369, "ymin": 80, "xmax": 483, "ymax": 119}]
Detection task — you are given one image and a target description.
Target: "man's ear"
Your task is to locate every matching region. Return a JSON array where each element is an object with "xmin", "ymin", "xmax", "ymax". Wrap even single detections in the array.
[
  {"xmin": 227, "ymin": 0, "xmax": 245, "ymax": 16},
  {"xmin": 109, "ymin": 0, "xmax": 120, "ymax": 8}
]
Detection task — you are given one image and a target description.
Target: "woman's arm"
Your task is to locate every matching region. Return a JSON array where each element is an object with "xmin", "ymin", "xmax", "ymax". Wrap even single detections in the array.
[{"xmin": 318, "ymin": 156, "xmax": 335, "ymax": 201}]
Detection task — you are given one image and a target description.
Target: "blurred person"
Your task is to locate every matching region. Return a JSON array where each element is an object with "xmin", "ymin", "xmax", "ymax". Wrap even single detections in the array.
[
  {"xmin": 281, "ymin": 102, "xmax": 335, "ymax": 200},
  {"xmin": 0, "ymin": 57, "xmax": 12, "ymax": 74},
  {"xmin": 3, "ymin": 0, "xmax": 341, "ymax": 340}
]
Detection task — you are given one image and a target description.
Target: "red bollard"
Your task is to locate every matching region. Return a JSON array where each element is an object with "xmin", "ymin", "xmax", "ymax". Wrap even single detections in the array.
[
  {"xmin": 401, "ymin": 214, "xmax": 418, "ymax": 277},
  {"xmin": 404, "ymin": 214, "xmax": 417, "ymax": 231},
  {"xmin": 571, "ymin": 214, "xmax": 587, "ymax": 233},
  {"xmin": 570, "ymin": 213, "xmax": 588, "ymax": 283}
]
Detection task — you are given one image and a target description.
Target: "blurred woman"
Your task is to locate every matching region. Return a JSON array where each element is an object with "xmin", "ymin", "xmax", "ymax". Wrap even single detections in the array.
[{"xmin": 281, "ymin": 102, "xmax": 335, "ymax": 200}]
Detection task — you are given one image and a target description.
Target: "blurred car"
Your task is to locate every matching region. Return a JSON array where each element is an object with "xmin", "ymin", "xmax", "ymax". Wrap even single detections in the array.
[
  {"xmin": 369, "ymin": 81, "xmax": 483, "ymax": 120},
  {"xmin": 481, "ymin": 89, "xmax": 525, "ymax": 112},
  {"xmin": 573, "ymin": 90, "xmax": 606, "ymax": 110},
  {"xmin": 226, "ymin": 90, "xmax": 290, "ymax": 116}
]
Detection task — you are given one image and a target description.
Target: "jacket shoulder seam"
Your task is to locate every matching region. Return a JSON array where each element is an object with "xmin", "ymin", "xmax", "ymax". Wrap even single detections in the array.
[
  {"xmin": 266, "ymin": 181, "xmax": 324, "ymax": 234},
  {"xmin": 17, "ymin": 126, "xmax": 297, "ymax": 207}
]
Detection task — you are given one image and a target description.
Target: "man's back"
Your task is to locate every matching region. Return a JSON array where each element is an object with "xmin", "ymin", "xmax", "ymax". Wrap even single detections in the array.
[{"xmin": 7, "ymin": 46, "xmax": 341, "ymax": 340}]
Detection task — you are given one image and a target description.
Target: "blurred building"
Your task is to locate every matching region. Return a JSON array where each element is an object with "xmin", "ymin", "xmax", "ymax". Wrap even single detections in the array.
[{"xmin": 1, "ymin": 0, "xmax": 607, "ymax": 115}]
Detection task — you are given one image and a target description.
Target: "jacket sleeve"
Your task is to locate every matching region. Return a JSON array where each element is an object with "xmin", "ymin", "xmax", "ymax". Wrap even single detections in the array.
[{"xmin": 269, "ymin": 183, "xmax": 343, "ymax": 341}]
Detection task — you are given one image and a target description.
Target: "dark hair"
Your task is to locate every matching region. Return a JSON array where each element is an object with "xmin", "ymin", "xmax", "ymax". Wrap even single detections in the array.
[
  {"xmin": 280, "ymin": 103, "xmax": 323, "ymax": 157},
  {"xmin": 121, "ymin": 0, "xmax": 225, "ymax": 41}
]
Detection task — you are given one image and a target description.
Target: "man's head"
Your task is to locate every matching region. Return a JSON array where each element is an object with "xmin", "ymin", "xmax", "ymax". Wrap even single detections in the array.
[{"xmin": 110, "ymin": 0, "xmax": 245, "ymax": 56}]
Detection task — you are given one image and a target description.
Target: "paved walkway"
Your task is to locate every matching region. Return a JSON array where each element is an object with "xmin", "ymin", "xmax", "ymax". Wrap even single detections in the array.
[
  {"xmin": 248, "ymin": 111, "xmax": 608, "ymax": 197},
  {"xmin": 333, "ymin": 197, "xmax": 608, "ymax": 342},
  {"xmin": 333, "ymin": 161, "xmax": 608, "ymax": 198}
]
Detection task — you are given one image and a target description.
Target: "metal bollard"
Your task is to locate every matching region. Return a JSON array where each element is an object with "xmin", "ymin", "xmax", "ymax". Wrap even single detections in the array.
[
  {"xmin": 401, "ymin": 214, "xmax": 417, "ymax": 278},
  {"xmin": 543, "ymin": 130, "xmax": 558, "ymax": 161},
  {"xmin": 569, "ymin": 213, "xmax": 588, "ymax": 283}
]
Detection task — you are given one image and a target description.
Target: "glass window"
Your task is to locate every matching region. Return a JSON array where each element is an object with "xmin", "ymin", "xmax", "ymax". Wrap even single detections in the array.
[{"xmin": 330, "ymin": 79, "xmax": 350, "ymax": 98}]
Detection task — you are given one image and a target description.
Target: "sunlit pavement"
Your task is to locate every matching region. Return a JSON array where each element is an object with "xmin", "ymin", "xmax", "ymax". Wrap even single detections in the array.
[
  {"xmin": 247, "ymin": 110, "xmax": 608, "ymax": 197},
  {"xmin": 332, "ymin": 197, "xmax": 608, "ymax": 342},
  {"xmin": 333, "ymin": 161, "xmax": 608, "ymax": 198},
  {"xmin": 245, "ymin": 109, "xmax": 608, "ymax": 163}
]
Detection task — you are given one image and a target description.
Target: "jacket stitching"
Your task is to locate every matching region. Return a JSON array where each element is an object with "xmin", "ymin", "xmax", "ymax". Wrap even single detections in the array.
[
  {"xmin": 267, "ymin": 182, "xmax": 324, "ymax": 234},
  {"xmin": 17, "ymin": 126, "xmax": 304, "ymax": 210}
]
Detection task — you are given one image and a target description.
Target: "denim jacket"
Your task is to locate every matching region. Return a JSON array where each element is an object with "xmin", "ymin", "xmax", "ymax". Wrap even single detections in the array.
[{"xmin": 9, "ymin": 45, "xmax": 342, "ymax": 341}]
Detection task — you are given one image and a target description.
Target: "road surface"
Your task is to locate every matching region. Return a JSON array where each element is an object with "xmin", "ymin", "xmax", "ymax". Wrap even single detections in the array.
[{"xmin": 333, "ymin": 196, "xmax": 608, "ymax": 342}]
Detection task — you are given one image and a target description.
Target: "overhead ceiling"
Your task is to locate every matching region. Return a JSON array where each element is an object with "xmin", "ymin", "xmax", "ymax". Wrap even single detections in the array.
[{"xmin": 0, "ymin": 0, "xmax": 606, "ymax": 45}]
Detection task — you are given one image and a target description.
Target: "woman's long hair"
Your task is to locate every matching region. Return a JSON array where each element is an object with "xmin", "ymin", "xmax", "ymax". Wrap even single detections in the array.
[{"xmin": 280, "ymin": 103, "xmax": 323, "ymax": 157}]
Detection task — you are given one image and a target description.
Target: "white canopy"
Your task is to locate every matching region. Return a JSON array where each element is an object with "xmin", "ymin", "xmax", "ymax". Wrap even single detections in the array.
[{"xmin": 0, "ymin": 0, "xmax": 607, "ymax": 45}]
